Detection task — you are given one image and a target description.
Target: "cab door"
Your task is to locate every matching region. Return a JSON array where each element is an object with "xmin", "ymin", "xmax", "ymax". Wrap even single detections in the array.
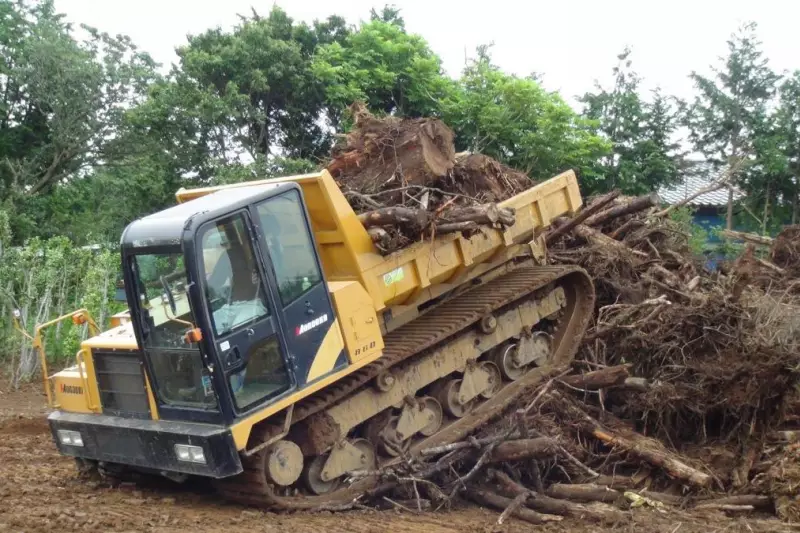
[
  {"xmin": 250, "ymin": 189, "xmax": 343, "ymax": 386},
  {"xmin": 197, "ymin": 210, "xmax": 294, "ymax": 413}
]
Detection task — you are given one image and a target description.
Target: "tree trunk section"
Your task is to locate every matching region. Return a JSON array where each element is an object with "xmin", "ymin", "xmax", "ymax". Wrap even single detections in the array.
[
  {"xmin": 545, "ymin": 189, "xmax": 621, "ymax": 244},
  {"xmin": 490, "ymin": 470, "xmax": 626, "ymax": 524},
  {"xmin": 573, "ymin": 224, "xmax": 648, "ymax": 259},
  {"xmin": 559, "ymin": 365, "xmax": 631, "ymax": 390},
  {"xmin": 487, "ymin": 438, "xmax": 557, "ymax": 463},
  {"xmin": 545, "ymin": 483, "xmax": 621, "ymax": 504},
  {"xmin": 465, "ymin": 489, "xmax": 562, "ymax": 524},
  {"xmin": 584, "ymin": 193, "xmax": 659, "ymax": 228},
  {"xmin": 590, "ymin": 427, "xmax": 711, "ymax": 488}
]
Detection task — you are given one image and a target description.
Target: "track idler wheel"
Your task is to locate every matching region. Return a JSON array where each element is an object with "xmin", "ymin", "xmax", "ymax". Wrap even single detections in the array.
[
  {"xmin": 303, "ymin": 454, "xmax": 340, "ymax": 495},
  {"xmin": 435, "ymin": 378, "xmax": 476, "ymax": 418},
  {"xmin": 266, "ymin": 440, "xmax": 304, "ymax": 487}
]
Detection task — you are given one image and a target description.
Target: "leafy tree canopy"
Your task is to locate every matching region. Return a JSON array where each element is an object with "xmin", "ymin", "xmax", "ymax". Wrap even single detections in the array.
[
  {"xmin": 443, "ymin": 47, "xmax": 610, "ymax": 186},
  {"xmin": 580, "ymin": 48, "xmax": 685, "ymax": 195}
]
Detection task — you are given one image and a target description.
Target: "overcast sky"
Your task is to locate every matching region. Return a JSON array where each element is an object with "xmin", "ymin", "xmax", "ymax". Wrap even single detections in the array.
[{"xmin": 54, "ymin": 0, "xmax": 799, "ymax": 109}]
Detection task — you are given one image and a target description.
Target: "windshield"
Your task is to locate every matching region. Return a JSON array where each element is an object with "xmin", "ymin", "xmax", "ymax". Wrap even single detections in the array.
[{"xmin": 132, "ymin": 252, "xmax": 217, "ymax": 409}]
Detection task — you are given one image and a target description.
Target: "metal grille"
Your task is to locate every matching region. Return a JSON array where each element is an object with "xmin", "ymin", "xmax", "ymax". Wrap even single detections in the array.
[{"xmin": 93, "ymin": 351, "xmax": 151, "ymax": 418}]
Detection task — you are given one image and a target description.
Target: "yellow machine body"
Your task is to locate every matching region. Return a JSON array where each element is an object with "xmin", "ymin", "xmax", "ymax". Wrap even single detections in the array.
[{"xmin": 42, "ymin": 168, "xmax": 586, "ymax": 472}]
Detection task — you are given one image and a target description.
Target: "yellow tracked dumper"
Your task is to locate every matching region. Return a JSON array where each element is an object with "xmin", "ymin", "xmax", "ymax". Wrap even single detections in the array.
[{"xmin": 38, "ymin": 169, "xmax": 594, "ymax": 508}]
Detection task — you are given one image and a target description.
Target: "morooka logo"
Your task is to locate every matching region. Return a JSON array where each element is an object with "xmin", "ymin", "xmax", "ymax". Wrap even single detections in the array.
[
  {"xmin": 295, "ymin": 314, "xmax": 329, "ymax": 336},
  {"xmin": 61, "ymin": 383, "xmax": 83, "ymax": 395}
]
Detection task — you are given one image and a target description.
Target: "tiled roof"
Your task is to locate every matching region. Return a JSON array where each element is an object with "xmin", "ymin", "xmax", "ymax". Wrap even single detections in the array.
[{"xmin": 658, "ymin": 166, "xmax": 746, "ymax": 207}]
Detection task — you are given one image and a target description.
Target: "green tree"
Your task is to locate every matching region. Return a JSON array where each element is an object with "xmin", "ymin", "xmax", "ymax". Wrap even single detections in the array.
[
  {"xmin": 0, "ymin": 0, "xmax": 157, "ymax": 242},
  {"xmin": 312, "ymin": 19, "xmax": 454, "ymax": 121},
  {"xmin": 686, "ymin": 22, "xmax": 780, "ymax": 229},
  {"xmin": 775, "ymin": 71, "xmax": 800, "ymax": 224},
  {"xmin": 580, "ymin": 49, "xmax": 684, "ymax": 194},
  {"xmin": 129, "ymin": 6, "xmax": 349, "ymax": 184},
  {"xmin": 442, "ymin": 47, "xmax": 610, "ymax": 185}
]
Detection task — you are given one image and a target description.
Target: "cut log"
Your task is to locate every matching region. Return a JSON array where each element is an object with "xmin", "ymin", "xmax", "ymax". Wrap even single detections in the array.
[
  {"xmin": 545, "ymin": 483, "xmax": 621, "ymax": 504},
  {"xmin": 440, "ymin": 204, "xmax": 515, "ymax": 226},
  {"xmin": 551, "ymin": 391, "xmax": 711, "ymax": 488},
  {"xmin": 585, "ymin": 475, "xmax": 636, "ymax": 490},
  {"xmin": 434, "ymin": 221, "xmax": 480, "ymax": 234},
  {"xmin": 545, "ymin": 189, "xmax": 621, "ymax": 244},
  {"xmin": 622, "ymin": 377, "xmax": 652, "ymax": 392},
  {"xmin": 755, "ymin": 256, "xmax": 786, "ymax": 275},
  {"xmin": 573, "ymin": 224, "xmax": 649, "ymax": 259},
  {"xmin": 695, "ymin": 495, "xmax": 772, "ymax": 509},
  {"xmin": 590, "ymin": 427, "xmax": 711, "ymax": 488},
  {"xmin": 629, "ymin": 490, "xmax": 685, "ymax": 506},
  {"xmin": 465, "ymin": 489, "xmax": 562, "ymax": 524},
  {"xmin": 327, "ymin": 103, "xmax": 455, "ymax": 189},
  {"xmin": 609, "ymin": 218, "xmax": 644, "ymax": 240},
  {"xmin": 358, "ymin": 206, "xmax": 431, "ymax": 231},
  {"xmin": 559, "ymin": 365, "xmax": 631, "ymax": 390},
  {"xmin": 488, "ymin": 437, "xmax": 558, "ymax": 463},
  {"xmin": 585, "ymin": 192, "xmax": 660, "ymax": 228},
  {"xmin": 490, "ymin": 470, "xmax": 626, "ymax": 524},
  {"xmin": 367, "ymin": 227, "xmax": 390, "ymax": 249},
  {"xmin": 694, "ymin": 503, "xmax": 755, "ymax": 513},
  {"xmin": 720, "ymin": 229, "xmax": 774, "ymax": 247}
]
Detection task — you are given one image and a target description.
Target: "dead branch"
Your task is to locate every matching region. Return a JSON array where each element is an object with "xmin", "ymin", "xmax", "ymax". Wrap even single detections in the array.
[
  {"xmin": 545, "ymin": 483, "xmax": 622, "ymax": 504},
  {"xmin": 585, "ymin": 193, "xmax": 660, "ymax": 228},
  {"xmin": 490, "ymin": 470, "xmax": 625, "ymax": 523},
  {"xmin": 573, "ymin": 224, "xmax": 649, "ymax": 259},
  {"xmin": 559, "ymin": 365, "xmax": 631, "ymax": 390},
  {"xmin": 720, "ymin": 229, "xmax": 774, "ymax": 246},
  {"xmin": 488, "ymin": 438, "xmax": 558, "ymax": 463},
  {"xmin": 545, "ymin": 189, "xmax": 621, "ymax": 244},
  {"xmin": 465, "ymin": 489, "xmax": 562, "ymax": 524}
]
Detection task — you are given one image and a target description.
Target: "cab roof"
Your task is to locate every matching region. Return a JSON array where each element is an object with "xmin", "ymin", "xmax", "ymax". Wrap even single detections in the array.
[{"xmin": 121, "ymin": 181, "xmax": 295, "ymax": 251}]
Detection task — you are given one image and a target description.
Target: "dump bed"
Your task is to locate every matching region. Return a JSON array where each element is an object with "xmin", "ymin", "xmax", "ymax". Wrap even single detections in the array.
[{"xmin": 176, "ymin": 169, "xmax": 582, "ymax": 315}]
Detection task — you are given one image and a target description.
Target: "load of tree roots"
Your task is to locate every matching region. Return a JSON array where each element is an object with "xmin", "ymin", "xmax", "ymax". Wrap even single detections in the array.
[
  {"xmin": 322, "ymin": 108, "xmax": 800, "ymax": 524},
  {"xmin": 327, "ymin": 103, "xmax": 529, "ymax": 254}
]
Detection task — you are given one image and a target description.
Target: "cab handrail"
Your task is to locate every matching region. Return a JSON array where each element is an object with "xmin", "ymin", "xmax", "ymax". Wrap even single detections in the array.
[{"xmin": 12, "ymin": 308, "xmax": 99, "ymax": 408}]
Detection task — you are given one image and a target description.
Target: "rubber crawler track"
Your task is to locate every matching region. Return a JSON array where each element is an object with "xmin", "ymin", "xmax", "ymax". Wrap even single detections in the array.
[{"xmin": 216, "ymin": 264, "xmax": 595, "ymax": 509}]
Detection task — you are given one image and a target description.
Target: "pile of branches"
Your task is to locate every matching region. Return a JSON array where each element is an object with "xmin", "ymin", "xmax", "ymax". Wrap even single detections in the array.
[
  {"xmin": 328, "ymin": 191, "xmax": 800, "ymax": 525},
  {"xmin": 327, "ymin": 103, "xmax": 529, "ymax": 254},
  {"xmin": 318, "ymin": 108, "xmax": 800, "ymax": 523}
]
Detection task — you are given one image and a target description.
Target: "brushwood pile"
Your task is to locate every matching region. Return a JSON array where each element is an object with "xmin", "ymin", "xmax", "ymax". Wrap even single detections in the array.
[{"xmin": 325, "ymin": 105, "xmax": 800, "ymax": 523}]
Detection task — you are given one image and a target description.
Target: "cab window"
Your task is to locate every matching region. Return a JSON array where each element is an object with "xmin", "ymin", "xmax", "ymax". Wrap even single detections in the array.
[
  {"xmin": 200, "ymin": 213, "xmax": 269, "ymax": 336},
  {"xmin": 255, "ymin": 190, "xmax": 322, "ymax": 305}
]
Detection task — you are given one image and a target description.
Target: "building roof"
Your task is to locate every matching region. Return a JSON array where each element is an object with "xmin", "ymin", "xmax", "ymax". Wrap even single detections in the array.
[{"xmin": 658, "ymin": 164, "xmax": 746, "ymax": 207}]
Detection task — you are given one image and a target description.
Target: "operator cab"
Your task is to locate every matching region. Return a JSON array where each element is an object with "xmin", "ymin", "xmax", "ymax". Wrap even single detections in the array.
[{"xmin": 121, "ymin": 182, "xmax": 335, "ymax": 424}]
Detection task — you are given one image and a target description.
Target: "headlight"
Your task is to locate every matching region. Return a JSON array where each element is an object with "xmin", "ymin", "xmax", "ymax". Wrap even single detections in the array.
[
  {"xmin": 57, "ymin": 429, "xmax": 84, "ymax": 447},
  {"xmin": 174, "ymin": 443, "xmax": 206, "ymax": 464}
]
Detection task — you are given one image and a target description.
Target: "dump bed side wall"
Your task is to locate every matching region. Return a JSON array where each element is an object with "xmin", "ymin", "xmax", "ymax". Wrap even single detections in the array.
[{"xmin": 175, "ymin": 169, "xmax": 582, "ymax": 314}]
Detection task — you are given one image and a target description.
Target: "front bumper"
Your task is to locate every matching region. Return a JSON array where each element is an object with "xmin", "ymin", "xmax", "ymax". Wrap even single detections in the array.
[{"xmin": 48, "ymin": 411, "xmax": 242, "ymax": 479}]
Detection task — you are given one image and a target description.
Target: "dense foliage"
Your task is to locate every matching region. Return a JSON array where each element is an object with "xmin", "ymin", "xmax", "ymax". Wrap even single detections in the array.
[{"xmin": 0, "ymin": 1, "xmax": 798, "ymax": 376}]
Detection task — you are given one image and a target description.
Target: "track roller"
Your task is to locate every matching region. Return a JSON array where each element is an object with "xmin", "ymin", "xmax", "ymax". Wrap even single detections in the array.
[{"xmin": 435, "ymin": 378, "xmax": 475, "ymax": 418}]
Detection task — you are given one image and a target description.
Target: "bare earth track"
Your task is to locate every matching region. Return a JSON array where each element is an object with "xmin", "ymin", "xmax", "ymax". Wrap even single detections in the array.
[{"xmin": 2, "ymin": 385, "xmax": 798, "ymax": 533}]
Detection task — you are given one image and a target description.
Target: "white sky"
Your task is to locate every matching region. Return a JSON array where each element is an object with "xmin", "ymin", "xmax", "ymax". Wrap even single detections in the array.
[{"xmin": 54, "ymin": 0, "xmax": 799, "ymax": 109}]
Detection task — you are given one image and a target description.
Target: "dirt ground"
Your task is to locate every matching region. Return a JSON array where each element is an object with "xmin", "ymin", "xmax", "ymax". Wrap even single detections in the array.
[{"xmin": 1, "ymin": 386, "xmax": 798, "ymax": 533}]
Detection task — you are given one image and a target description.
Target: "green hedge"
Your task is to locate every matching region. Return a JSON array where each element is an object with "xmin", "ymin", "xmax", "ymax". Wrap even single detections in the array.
[{"xmin": 0, "ymin": 216, "xmax": 124, "ymax": 385}]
